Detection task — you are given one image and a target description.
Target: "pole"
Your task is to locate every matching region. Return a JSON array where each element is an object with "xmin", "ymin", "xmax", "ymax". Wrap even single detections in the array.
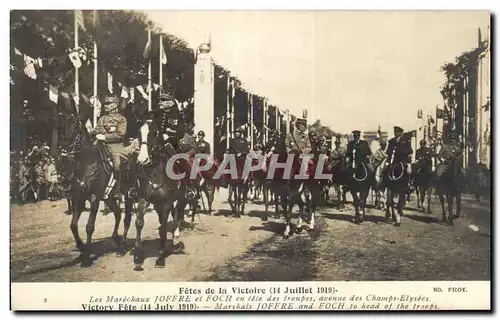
[
  {"xmin": 230, "ymin": 80, "xmax": 235, "ymax": 140},
  {"xmin": 74, "ymin": 11, "xmax": 79, "ymax": 114},
  {"xmin": 226, "ymin": 76, "xmax": 230, "ymax": 150},
  {"xmin": 247, "ymin": 92, "xmax": 251, "ymax": 140},
  {"xmin": 276, "ymin": 107, "xmax": 279, "ymax": 133},
  {"xmin": 250, "ymin": 93, "xmax": 254, "ymax": 150},
  {"xmin": 263, "ymin": 98, "xmax": 267, "ymax": 144},
  {"xmin": 159, "ymin": 34, "xmax": 163, "ymax": 91},
  {"xmin": 285, "ymin": 109, "xmax": 290, "ymax": 134},
  {"xmin": 148, "ymin": 30, "xmax": 152, "ymax": 112},
  {"xmin": 92, "ymin": 11, "xmax": 98, "ymax": 128}
]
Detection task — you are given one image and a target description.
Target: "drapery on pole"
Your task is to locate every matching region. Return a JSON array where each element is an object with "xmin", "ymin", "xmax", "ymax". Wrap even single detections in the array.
[
  {"xmin": 226, "ymin": 76, "xmax": 230, "ymax": 150},
  {"xmin": 92, "ymin": 10, "xmax": 98, "ymax": 128},
  {"xmin": 159, "ymin": 34, "xmax": 163, "ymax": 91}
]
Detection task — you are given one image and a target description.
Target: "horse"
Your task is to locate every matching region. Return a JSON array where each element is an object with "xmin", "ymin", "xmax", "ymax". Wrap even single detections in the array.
[
  {"xmin": 372, "ymin": 159, "xmax": 388, "ymax": 211},
  {"xmin": 466, "ymin": 162, "xmax": 489, "ymax": 202},
  {"xmin": 57, "ymin": 112, "xmax": 130, "ymax": 267},
  {"xmin": 434, "ymin": 148, "xmax": 466, "ymax": 225},
  {"xmin": 385, "ymin": 159, "xmax": 411, "ymax": 227},
  {"xmin": 223, "ymin": 150, "xmax": 250, "ymax": 218},
  {"xmin": 411, "ymin": 156, "xmax": 434, "ymax": 214},
  {"xmin": 346, "ymin": 157, "xmax": 373, "ymax": 224}
]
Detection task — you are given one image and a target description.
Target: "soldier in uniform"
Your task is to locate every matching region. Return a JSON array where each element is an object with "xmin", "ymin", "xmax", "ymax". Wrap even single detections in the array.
[
  {"xmin": 94, "ymin": 94, "xmax": 128, "ymax": 199},
  {"xmin": 386, "ymin": 126, "xmax": 413, "ymax": 174},
  {"xmin": 345, "ymin": 130, "xmax": 373, "ymax": 174},
  {"xmin": 196, "ymin": 130, "xmax": 211, "ymax": 155},
  {"xmin": 330, "ymin": 138, "xmax": 346, "ymax": 167},
  {"xmin": 229, "ymin": 127, "xmax": 250, "ymax": 156},
  {"xmin": 415, "ymin": 140, "xmax": 433, "ymax": 167},
  {"xmin": 285, "ymin": 118, "xmax": 312, "ymax": 155},
  {"xmin": 371, "ymin": 139, "xmax": 388, "ymax": 170},
  {"xmin": 435, "ymin": 132, "xmax": 465, "ymax": 179}
]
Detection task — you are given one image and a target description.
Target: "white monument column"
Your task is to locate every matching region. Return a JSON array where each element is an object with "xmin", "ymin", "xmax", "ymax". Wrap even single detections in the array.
[{"xmin": 194, "ymin": 42, "xmax": 215, "ymax": 157}]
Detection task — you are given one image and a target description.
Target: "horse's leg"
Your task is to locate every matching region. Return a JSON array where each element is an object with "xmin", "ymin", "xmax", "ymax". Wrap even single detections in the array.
[
  {"xmin": 446, "ymin": 190, "xmax": 454, "ymax": 225},
  {"xmin": 106, "ymin": 198, "xmax": 123, "ymax": 250},
  {"xmin": 118, "ymin": 195, "xmax": 133, "ymax": 255},
  {"xmin": 241, "ymin": 184, "xmax": 248, "ymax": 215},
  {"xmin": 351, "ymin": 190, "xmax": 361, "ymax": 224},
  {"xmin": 283, "ymin": 195, "xmax": 292, "ymax": 239},
  {"xmin": 70, "ymin": 199, "xmax": 84, "ymax": 252},
  {"xmin": 456, "ymin": 191, "xmax": 462, "ymax": 219},
  {"xmin": 359, "ymin": 187, "xmax": 369, "ymax": 223},
  {"xmin": 426, "ymin": 185, "xmax": 433, "ymax": 214},
  {"xmin": 133, "ymin": 198, "xmax": 147, "ymax": 271},
  {"xmin": 437, "ymin": 187, "xmax": 447, "ymax": 223},
  {"xmin": 81, "ymin": 195, "xmax": 100, "ymax": 267},
  {"xmin": 416, "ymin": 185, "xmax": 421, "ymax": 208},
  {"xmin": 262, "ymin": 183, "xmax": 269, "ymax": 222},
  {"xmin": 385, "ymin": 188, "xmax": 392, "ymax": 223},
  {"xmin": 155, "ymin": 202, "xmax": 169, "ymax": 268}
]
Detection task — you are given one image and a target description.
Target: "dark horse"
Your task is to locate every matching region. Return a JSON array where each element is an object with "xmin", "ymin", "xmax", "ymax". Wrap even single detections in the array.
[
  {"xmin": 221, "ymin": 149, "xmax": 250, "ymax": 218},
  {"xmin": 57, "ymin": 112, "xmax": 130, "ymax": 267},
  {"xmin": 435, "ymin": 148, "xmax": 465, "ymax": 225},
  {"xmin": 411, "ymin": 156, "xmax": 434, "ymax": 214},
  {"xmin": 346, "ymin": 156, "xmax": 374, "ymax": 224},
  {"xmin": 133, "ymin": 115, "xmax": 187, "ymax": 270}
]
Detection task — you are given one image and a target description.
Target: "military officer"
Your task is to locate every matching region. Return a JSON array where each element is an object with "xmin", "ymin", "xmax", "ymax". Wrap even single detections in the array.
[
  {"xmin": 330, "ymin": 138, "xmax": 346, "ymax": 165},
  {"xmin": 95, "ymin": 94, "xmax": 128, "ymax": 199},
  {"xmin": 386, "ymin": 126, "xmax": 413, "ymax": 174},
  {"xmin": 435, "ymin": 132, "xmax": 465, "ymax": 179},
  {"xmin": 371, "ymin": 139, "xmax": 388, "ymax": 170},
  {"xmin": 345, "ymin": 130, "xmax": 373, "ymax": 174},
  {"xmin": 229, "ymin": 127, "xmax": 250, "ymax": 156},
  {"xmin": 285, "ymin": 118, "xmax": 312, "ymax": 154},
  {"xmin": 415, "ymin": 139, "xmax": 433, "ymax": 166},
  {"xmin": 196, "ymin": 130, "xmax": 211, "ymax": 155}
]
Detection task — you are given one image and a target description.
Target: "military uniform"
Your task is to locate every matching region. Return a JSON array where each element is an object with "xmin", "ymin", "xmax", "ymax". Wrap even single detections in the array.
[
  {"xmin": 435, "ymin": 135, "xmax": 465, "ymax": 179},
  {"xmin": 386, "ymin": 127, "xmax": 413, "ymax": 165},
  {"xmin": 229, "ymin": 134, "xmax": 250, "ymax": 155},
  {"xmin": 371, "ymin": 146, "xmax": 388, "ymax": 169},
  {"xmin": 285, "ymin": 121, "xmax": 312, "ymax": 154},
  {"xmin": 345, "ymin": 136, "xmax": 372, "ymax": 166},
  {"xmin": 196, "ymin": 136, "xmax": 211, "ymax": 155}
]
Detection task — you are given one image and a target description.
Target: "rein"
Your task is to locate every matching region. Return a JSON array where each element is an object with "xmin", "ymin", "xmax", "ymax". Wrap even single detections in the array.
[
  {"xmin": 352, "ymin": 162, "xmax": 368, "ymax": 182},
  {"xmin": 388, "ymin": 162, "xmax": 405, "ymax": 181}
]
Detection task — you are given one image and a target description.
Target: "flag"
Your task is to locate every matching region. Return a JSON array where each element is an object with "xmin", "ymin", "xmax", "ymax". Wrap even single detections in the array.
[
  {"xmin": 69, "ymin": 51, "xmax": 82, "ymax": 69},
  {"xmin": 153, "ymin": 83, "xmax": 160, "ymax": 91},
  {"xmin": 121, "ymin": 86, "xmax": 129, "ymax": 99},
  {"xmin": 136, "ymin": 85, "xmax": 148, "ymax": 100},
  {"xmin": 143, "ymin": 32, "xmax": 152, "ymax": 60},
  {"xmin": 14, "ymin": 47, "xmax": 22, "ymax": 56},
  {"xmin": 160, "ymin": 39, "xmax": 167, "ymax": 65},
  {"xmin": 107, "ymin": 72, "xmax": 113, "ymax": 93},
  {"xmin": 49, "ymin": 85, "xmax": 59, "ymax": 104},
  {"xmin": 75, "ymin": 10, "xmax": 86, "ymax": 32},
  {"xmin": 90, "ymin": 96, "xmax": 102, "ymax": 118},
  {"xmin": 128, "ymin": 88, "xmax": 135, "ymax": 104},
  {"xmin": 417, "ymin": 109, "xmax": 423, "ymax": 119},
  {"xmin": 436, "ymin": 107, "xmax": 445, "ymax": 119}
]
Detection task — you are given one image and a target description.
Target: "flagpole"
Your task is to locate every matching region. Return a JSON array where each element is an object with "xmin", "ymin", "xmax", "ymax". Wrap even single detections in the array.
[
  {"xmin": 74, "ymin": 11, "xmax": 79, "ymax": 114},
  {"xmin": 276, "ymin": 107, "xmax": 280, "ymax": 133},
  {"xmin": 159, "ymin": 34, "xmax": 163, "ymax": 91},
  {"xmin": 92, "ymin": 10, "xmax": 98, "ymax": 128},
  {"xmin": 230, "ymin": 80, "xmax": 235, "ymax": 141},
  {"xmin": 247, "ymin": 91, "xmax": 251, "ymax": 140},
  {"xmin": 148, "ymin": 29, "xmax": 152, "ymax": 112},
  {"xmin": 251, "ymin": 94, "xmax": 254, "ymax": 150},
  {"xmin": 285, "ymin": 109, "xmax": 290, "ymax": 135},
  {"xmin": 226, "ymin": 76, "xmax": 230, "ymax": 150}
]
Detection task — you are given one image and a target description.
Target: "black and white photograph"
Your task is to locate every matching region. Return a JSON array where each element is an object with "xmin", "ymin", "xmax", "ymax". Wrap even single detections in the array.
[{"xmin": 9, "ymin": 9, "xmax": 491, "ymax": 311}]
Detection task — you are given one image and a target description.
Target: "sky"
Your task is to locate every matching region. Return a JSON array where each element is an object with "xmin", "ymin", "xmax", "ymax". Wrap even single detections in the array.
[{"xmin": 144, "ymin": 10, "xmax": 490, "ymax": 133}]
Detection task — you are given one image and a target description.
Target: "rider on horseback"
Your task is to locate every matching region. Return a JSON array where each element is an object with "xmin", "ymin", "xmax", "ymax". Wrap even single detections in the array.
[
  {"xmin": 95, "ymin": 94, "xmax": 128, "ymax": 199},
  {"xmin": 386, "ymin": 126, "xmax": 412, "ymax": 174},
  {"xmin": 371, "ymin": 139, "xmax": 388, "ymax": 170},
  {"xmin": 228, "ymin": 127, "xmax": 250, "ymax": 181},
  {"xmin": 285, "ymin": 118, "xmax": 313, "ymax": 179},
  {"xmin": 196, "ymin": 130, "xmax": 211, "ymax": 155},
  {"xmin": 435, "ymin": 132, "xmax": 465, "ymax": 179},
  {"xmin": 346, "ymin": 130, "xmax": 373, "ymax": 176},
  {"xmin": 415, "ymin": 139, "xmax": 433, "ymax": 168}
]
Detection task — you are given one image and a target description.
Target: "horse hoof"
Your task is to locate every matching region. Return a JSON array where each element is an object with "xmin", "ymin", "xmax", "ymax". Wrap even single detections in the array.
[
  {"xmin": 283, "ymin": 234, "xmax": 289, "ymax": 239},
  {"xmin": 155, "ymin": 258, "xmax": 166, "ymax": 268},
  {"xmin": 133, "ymin": 265, "xmax": 144, "ymax": 272},
  {"xmin": 80, "ymin": 256, "xmax": 92, "ymax": 268},
  {"xmin": 172, "ymin": 242, "xmax": 185, "ymax": 254},
  {"xmin": 394, "ymin": 222, "xmax": 401, "ymax": 227},
  {"xmin": 261, "ymin": 216, "xmax": 268, "ymax": 222}
]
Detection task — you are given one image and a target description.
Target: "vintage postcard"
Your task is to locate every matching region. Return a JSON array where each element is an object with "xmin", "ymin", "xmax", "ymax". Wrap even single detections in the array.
[{"xmin": 10, "ymin": 9, "xmax": 491, "ymax": 311}]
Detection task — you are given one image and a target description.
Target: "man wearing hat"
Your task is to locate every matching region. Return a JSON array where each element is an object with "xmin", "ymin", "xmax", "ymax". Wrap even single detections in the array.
[
  {"xmin": 330, "ymin": 137, "xmax": 346, "ymax": 167},
  {"xmin": 285, "ymin": 118, "xmax": 312, "ymax": 155},
  {"xmin": 229, "ymin": 127, "xmax": 250, "ymax": 156},
  {"xmin": 415, "ymin": 139, "xmax": 433, "ymax": 167},
  {"xmin": 196, "ymin": 130, "xmax": 211, "ymax": 155},
  {"xmin": 345, "ymin": 130, "xmax": 373, "ymax": 173},
  {"xmin": 371, "ymin": 139, "xmax": 388, "ymax": 170},
  {"xmin": 386, "ymin": 126, "xmax": 413, "ymax": 174},
  {"xmin": 435, "ymin": 131, "xmax": 465, "ymax": 180},
  {"xmin": 95, "ymin": 94, "xmax": 128, "ymax": 198}
]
